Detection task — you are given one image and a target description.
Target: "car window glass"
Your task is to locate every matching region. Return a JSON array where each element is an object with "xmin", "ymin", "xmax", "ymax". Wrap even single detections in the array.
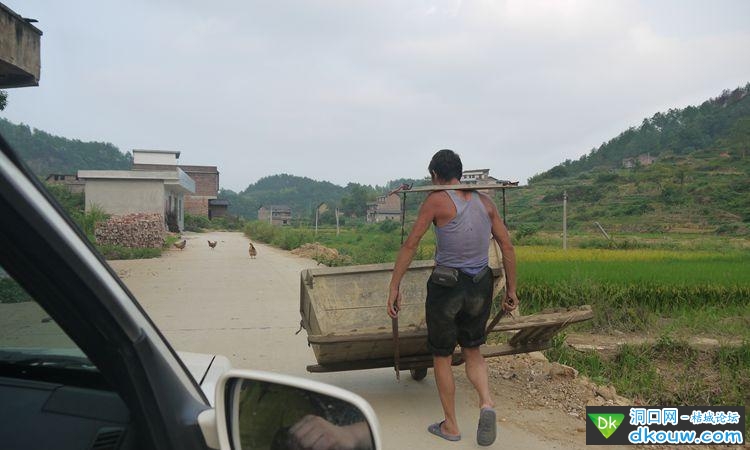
[{"xmin": 0, "ymin": 264, "xmax": 94, "ymax": 371}]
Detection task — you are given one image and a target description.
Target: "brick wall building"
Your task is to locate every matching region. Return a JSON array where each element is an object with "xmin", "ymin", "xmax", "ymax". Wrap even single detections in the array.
[
  {"xmin": 132, "ymin": 150, "xmax": 221, "ymax": 218},
  {"xmin": 366, "ymin": 193, "xmax": 402, "ymax": 222},
  {"xmin": 179, "ymin": 165, "xmax": 219, "ymax": 217}
]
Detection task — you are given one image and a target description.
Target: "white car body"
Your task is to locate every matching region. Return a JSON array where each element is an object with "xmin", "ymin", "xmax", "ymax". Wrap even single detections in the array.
[{"xmin": 178, "ymin": 352, "xmax": 233, "ymax": 406}]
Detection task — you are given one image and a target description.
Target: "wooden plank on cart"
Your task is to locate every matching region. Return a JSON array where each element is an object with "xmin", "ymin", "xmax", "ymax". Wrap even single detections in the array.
[
  {"xmin": 307, "ymin": 306, "xmax": 594, "ymax": 346},
  {"xmin": 488, "ymin": 306, "xmax": 593, "ymax": 333},
  {"xmin": 308, "ymin": 339, "xmax": 559, "ymax": 374}
]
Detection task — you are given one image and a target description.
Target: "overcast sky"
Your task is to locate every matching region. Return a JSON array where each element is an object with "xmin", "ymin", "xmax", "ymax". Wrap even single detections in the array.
[{"xmin": 2, "ymin": 1, "xmax": 749, "ymax": 191}]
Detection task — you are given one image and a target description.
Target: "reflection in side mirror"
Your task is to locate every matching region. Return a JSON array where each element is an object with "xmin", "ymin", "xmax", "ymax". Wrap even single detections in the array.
[{"xmin": 219, "ymin": 370, "xmax": 380, "ymax": 450}]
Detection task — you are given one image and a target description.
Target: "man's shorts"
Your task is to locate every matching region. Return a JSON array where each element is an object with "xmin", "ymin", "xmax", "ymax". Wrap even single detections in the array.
[{"xmin": 425, "ymin": 267, "xmax": 493, "ymax": 356}]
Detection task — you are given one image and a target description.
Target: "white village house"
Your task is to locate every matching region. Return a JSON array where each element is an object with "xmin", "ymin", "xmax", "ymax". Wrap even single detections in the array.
[{"xmin": 78, "ymin": 150, "xmax": 195, "ymax": 232}]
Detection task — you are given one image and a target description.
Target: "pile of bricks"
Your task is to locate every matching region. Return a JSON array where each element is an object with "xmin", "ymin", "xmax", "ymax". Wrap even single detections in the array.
[{"xmin": 95, "ymin": 213, "xmax": 166, "ymax": 248}]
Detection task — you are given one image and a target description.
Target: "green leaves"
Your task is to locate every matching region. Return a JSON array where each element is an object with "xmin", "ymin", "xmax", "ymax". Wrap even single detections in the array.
[{"xmin": 0, "ymin": 118, "xmax": 131, "ymax": 176}]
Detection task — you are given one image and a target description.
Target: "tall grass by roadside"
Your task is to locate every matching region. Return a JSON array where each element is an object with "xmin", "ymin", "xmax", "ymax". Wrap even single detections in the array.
[
  {"xmin": 244, "ymin": 220, "xmax": 437, "ymax": 265},
  {"xmin": 546, "ymin": 334, "xmax": 750, "ymax": 438},
  {"xmin": 72, "ymin": 204, "xmax": 109, "ymax": 242},
  {"xmin": 96, "ymin": 245, "xmax": 163, "ymax": 260}
]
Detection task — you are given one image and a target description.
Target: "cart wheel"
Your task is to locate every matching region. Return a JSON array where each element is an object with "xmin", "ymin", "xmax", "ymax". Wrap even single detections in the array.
[{"xmin": 410, "ymin": 368, "xmax": 428, "ymax": 381}]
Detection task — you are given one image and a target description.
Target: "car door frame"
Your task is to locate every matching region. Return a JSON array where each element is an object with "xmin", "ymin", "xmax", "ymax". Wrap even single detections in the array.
[{"xmin": 0, "ymin": 134, "xmax": 213, "ymax": 450}]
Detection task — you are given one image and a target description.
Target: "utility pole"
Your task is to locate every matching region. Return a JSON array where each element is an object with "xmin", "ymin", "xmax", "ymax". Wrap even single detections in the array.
[
  {"xmin": 594, "ymin": 221, "xmax": 612, "ymax": 241},
  {"xmin": 315, "ymin": 202, "xmax": 325, "ymax": 237},
  {"xmin": 563, "ymin": 190, "xmax": 568, "ymax": 250},
  {"xmin": 335, "ymin": 207, "xmax": 340, "ymax": 236}
]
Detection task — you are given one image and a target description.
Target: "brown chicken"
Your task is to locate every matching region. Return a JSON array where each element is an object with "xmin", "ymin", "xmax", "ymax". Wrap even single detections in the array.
[
  {"xmin": 248, "ymin": 242, "xmax": 257, "ymax": 259},
  {"xmin": 173, "ymin": 239, "xmax": 187, "ymax": 250},
  {"xmin": 207, "ymin": 240, "xmax": 217, "ymax": 249}
]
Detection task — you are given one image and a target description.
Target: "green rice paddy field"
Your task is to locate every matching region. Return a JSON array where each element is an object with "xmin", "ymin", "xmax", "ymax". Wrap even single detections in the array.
[{"xmin": 516, "ymin": 247, "xmax": 750, "ymax": 338}]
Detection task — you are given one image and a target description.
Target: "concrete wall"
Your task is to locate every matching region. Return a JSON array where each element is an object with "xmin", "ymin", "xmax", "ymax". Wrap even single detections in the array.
[
  {"xmin": 463, "ymin": 169, "xmax": 490, "ymax": 183},
  {"xmin": 132, "ymin": 151, "xmax": 179, "ymax": 166},
  {"xmin": 85, "ymin": 179, "xmax": 164, "ymax": 215},
  {"xmin": 258, "ymin": 206, "xmax": 292, "ymax": 225},
  {"xmin": 0, "ymin": 4, "xmax": 42, "ymax": 88},
  {"xmin": 375, "ymin": 212, "xmax": 401, "ymax": 222},
  {"xmin": 46, "ymin": 176, "xmax": 85, "ymax": 194},
  {"xmin": 133, "ymin": 164, "xmax": 217, "ymax": 218},
  {"xmin": 164, "ymin": 189, "xmax": 185, "ymax": 231}
]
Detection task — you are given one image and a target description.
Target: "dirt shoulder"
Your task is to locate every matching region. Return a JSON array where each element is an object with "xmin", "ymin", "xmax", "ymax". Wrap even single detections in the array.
[
  {"xmin": 482, "ymin": 338, "xmax": 747, "ymax": 450},
  {"xmin": 481, "ymin": 351, "xmax": 627, "ymax": 448}
]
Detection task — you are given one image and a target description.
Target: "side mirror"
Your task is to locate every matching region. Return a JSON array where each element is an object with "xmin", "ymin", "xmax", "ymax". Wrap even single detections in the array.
[{"xmin": 213, "ymin": 370, "xmax": 381, "ymax": 450}]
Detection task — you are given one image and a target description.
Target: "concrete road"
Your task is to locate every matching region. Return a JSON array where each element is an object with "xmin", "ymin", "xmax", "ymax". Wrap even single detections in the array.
[{"xmin": 109, "ymin": 231, "xmax": 592, "ymax": 449}]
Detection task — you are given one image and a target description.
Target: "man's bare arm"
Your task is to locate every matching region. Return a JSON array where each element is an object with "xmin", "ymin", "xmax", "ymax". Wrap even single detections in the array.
[
  {"xmin": 480, "ymin": 194, "xmax": 518, "ymax": 310},
  {"xmin": 387, "ymin": 196, "xmax": 435, "ymax": 318}
]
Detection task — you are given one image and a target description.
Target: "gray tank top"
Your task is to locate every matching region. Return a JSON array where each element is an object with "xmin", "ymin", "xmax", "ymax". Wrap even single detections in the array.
[{"xmin": 434, "ymin": 190, "xmax": 491, "ymax": 276}]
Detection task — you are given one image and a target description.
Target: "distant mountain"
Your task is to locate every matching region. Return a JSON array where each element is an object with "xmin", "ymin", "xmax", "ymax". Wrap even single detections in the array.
[
  {"xmin": 0, "ymin": 118, "xmax": 131, "ymax": 177},
  {"xmin": 507, "ymin": 83, "xmax": 750, "ymax": 235},
  {"xmin": 531, "ymin": 83, "xmax": 750, "ymax": 181},
  {"xmin": 219, "ymin": 174, "xmax": 348, "ymax": 220},
  {"xmin": 219, "ymin": 175, "xmax": 427, "ymax": 221}
]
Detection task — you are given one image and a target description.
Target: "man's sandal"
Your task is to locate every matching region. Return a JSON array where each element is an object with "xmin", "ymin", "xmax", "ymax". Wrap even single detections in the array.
[
  {"xmin": 477, "ymin": 407, "xmax": 497, "ymax": 446},
  {"xmin": 428, "ymin": 421, "xmax": 461, "ymax": 442}
]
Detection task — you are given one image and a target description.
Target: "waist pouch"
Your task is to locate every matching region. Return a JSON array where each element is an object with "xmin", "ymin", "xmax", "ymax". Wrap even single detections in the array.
[
  {"xmin": 471, "ymin": 266, "xmax": 491, "ymax": 284},
  {"xmin": 430, "ymin": 265, "xmax": 459, "ymax": 287}
]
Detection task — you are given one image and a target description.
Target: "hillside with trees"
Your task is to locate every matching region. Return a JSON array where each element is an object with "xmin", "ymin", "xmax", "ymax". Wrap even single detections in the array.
[
  {"xmin": 218, "ymin": 175, "xmax": 426, "ymax": 222},
  {"xmin": 531, "ymin": 83, "xmax": 750, "ymax": 181},
  {"xmin": 218, "ymin": 174, "xmax": 348, "ymax": 222},
  {"xmin": 508, "ymin": 84, "xmax": 750, "ymax": 235},
  {"xmin": 0, "ymin": 118, "xmax": 132, "ymax": 177}
]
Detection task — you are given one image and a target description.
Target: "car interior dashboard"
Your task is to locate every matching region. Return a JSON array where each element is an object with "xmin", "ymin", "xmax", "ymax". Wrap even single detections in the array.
[{"xmin": 0, "ymin": 365, "xmax": 138, "ymax": 450}]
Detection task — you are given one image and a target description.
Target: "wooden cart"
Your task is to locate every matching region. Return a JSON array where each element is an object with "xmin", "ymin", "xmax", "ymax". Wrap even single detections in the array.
[
  {"xmin": 298, "ymin": 183, "xmax": 593, "ymax": 380},
  {"xmin": 299, "ymin": 246, "xmax": 593, "ymax": 380}
]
